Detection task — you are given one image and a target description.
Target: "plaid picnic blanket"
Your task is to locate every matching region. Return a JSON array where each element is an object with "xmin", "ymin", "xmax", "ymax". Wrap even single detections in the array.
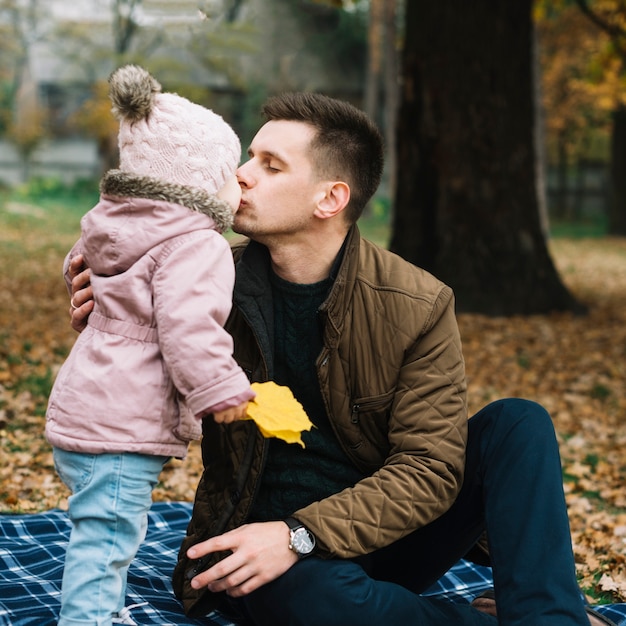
[{"xmin": 1, "ymin": 502, "xmax": 624, "ymax": 625}]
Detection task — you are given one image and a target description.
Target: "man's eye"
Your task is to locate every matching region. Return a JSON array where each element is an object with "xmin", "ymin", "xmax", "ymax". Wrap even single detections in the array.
[{"xmin": 266, "ymin": 164, "xmax": 280, "ymax": 172}]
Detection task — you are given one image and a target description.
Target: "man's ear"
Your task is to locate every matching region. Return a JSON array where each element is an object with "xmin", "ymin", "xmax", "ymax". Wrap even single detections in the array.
[{"xmin": 313, "ymin": 181, "xmax": 350, "ymax": 220}]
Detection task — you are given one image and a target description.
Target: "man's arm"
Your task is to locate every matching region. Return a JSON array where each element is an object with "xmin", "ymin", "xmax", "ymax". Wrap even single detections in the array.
[{"xmin": 67, "ymin": 254, "xmax": 94, "ymax": 332}]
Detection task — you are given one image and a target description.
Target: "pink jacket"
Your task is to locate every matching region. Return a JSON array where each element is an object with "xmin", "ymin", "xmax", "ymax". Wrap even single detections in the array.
[{"xmin": 46, "ymin": 170, "xmax": 254, "ymax": 458}]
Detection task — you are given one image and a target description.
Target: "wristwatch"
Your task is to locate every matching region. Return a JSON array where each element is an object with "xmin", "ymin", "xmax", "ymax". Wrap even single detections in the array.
[{"xmin": 284, "ymin": 517, "xmax": 316, "ymax": 559}]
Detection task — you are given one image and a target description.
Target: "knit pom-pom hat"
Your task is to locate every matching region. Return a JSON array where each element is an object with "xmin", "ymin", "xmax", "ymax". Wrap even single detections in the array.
[{"xmin": 108, "ymin": 64, "xmax": 240, "ymax": 196}]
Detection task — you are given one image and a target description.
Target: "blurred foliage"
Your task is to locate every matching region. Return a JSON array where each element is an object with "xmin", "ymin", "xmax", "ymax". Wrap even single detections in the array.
[
  {"xmin": 6, "ymin": 72, "xmax": 47, "ymax": 180},
  {"xmin": 535, "ymin": 0, "xmax": 626, "ymax": 164},
  {"xmin": 70, "ymin": 80, "xmax": 117, "ymax": 142},
  {"xmin": 277, "ymin": 0, "xmax": 368, "ymax": 92},
  {"xmin": 6, "ymin": 100, "xmax": 46, "ymax": 160},
  {"xmin": 535, "ymin": 0, "xmax": 626, "ymax": 162},
  {"xmin": 186, "ymin": 14, "xmax": 257, "ymax": 92},
  {"xmin": 0, "ymin": 80, "xmax": 13, "ymax": 135},
  {"xmin": 572, "ymin": 0, "xmax": 626, "ymax": 60},
  {"xmin": 70, "ymin": 80, "xmax": 119, "ymax": 174},
  {"xmin": 0, "ymin": 0, "xmax": 49, "ymax": 141}
]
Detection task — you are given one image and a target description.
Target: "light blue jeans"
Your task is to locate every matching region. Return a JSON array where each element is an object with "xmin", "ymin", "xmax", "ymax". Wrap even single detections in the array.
[{"xmin": 53, "ymin": 448, "xmax": 168, "ymax": 626}]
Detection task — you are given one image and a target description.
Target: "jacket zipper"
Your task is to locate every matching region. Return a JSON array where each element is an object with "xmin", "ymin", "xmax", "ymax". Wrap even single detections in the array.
[
  {"xmin": 349, "ymin": 394, "xmax": 393, "ymax": 424},
  {"xmin": 351, "ymin": 403, "xmax": 360, "ymax": 423}
]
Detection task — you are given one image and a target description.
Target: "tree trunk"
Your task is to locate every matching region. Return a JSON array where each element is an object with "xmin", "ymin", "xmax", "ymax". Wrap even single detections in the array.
[
  {"xmin": 609, "ymin": 104, "xmax": 626, "ymax": 235},
  {"xmin": 390, "ymin": 0, "xmax": 583, "ymax": 315}
]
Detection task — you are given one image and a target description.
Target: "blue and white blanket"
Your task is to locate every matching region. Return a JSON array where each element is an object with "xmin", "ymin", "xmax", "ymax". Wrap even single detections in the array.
[{"xmin": 1, "ymin": 502, "xmax": 624, "ymax": 625}]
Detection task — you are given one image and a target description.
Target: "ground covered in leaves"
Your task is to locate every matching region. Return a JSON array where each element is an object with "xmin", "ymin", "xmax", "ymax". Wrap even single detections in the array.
[{"xmin": 1, "ymin": 199, "xmax": 625, "ymax": 603}]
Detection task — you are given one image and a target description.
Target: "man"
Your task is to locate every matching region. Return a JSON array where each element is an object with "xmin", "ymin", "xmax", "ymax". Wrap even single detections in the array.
[{"xmin": 69, "ymin": 92, "xmax": 612, "ymax": 626}]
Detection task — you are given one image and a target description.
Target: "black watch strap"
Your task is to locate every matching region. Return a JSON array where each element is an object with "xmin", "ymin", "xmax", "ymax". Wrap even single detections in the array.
[{"xmin": 284, "ymin": 517, "xmax": 302, "ymax": 531}]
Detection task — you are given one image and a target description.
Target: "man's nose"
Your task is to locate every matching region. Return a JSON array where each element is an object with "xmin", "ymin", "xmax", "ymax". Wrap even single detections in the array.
[{"xmin": 236, "ymin": 161, "xmax": 253, "ymax": 187}]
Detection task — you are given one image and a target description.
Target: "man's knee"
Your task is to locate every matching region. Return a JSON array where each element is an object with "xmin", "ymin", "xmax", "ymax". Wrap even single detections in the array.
[
  {"xmin": 468, "ymin": 398, "xmax": 565, "ymax": 484},
  {"xmin": 473, "ymin": 398, "xmax": 553, "ymax": 436}
]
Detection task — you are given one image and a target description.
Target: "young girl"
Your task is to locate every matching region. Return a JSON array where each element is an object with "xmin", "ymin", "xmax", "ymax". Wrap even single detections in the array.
[{"xmin": 45, "ymin": 65, "xmax": 254, "ymax": 626}]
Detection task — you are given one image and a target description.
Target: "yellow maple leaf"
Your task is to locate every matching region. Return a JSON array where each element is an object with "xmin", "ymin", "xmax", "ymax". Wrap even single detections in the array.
[{"xmin": 245, "ymin": 381, "xmax": 313, "ymax": 447}]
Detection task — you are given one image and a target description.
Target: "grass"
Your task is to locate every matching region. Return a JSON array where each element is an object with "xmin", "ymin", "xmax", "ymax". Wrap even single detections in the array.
[
  {"xmin": 549, "ymin": 216, "xmax": 609, "ymax": 238},
  {"xmin": 1, "ymin": 178, "xmax": 98, "ymax": 229}
]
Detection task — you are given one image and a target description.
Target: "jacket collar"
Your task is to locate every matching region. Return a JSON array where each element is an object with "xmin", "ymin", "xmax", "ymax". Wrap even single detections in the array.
[
  {"xmin": 232, "ymin": 224, "xmax": 361, "ymax": 347},
  {"xmin": 234, "ymin": 224, "xmax": 360, "ymax": 296},
  {"xmin": 317, "ymin": 224, "xmax": 360, "ymax": 340}
]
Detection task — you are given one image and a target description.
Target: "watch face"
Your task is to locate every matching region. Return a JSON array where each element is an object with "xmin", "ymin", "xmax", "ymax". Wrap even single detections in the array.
[{"xmin": 292, "ymin": 528, "xmax": 315, "ymax": 555}]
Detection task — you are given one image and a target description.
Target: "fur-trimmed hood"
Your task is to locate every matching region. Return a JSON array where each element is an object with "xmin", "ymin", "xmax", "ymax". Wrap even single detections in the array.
[
  {"xmin": 81, "ymin": 169, "xmax": 234, "ymax": 276},
  {"xmin": 100, "ymin": 169, "xmax": 234, "ymax": 233}
]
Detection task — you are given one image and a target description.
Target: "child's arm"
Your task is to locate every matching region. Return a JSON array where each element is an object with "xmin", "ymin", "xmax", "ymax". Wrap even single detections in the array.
[{"xmin": 152, "ymin": 230, "xmax": 254, "ymax": 419}]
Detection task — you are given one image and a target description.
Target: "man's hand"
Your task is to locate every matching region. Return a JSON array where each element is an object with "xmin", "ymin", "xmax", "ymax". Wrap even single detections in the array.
[
  {"xmin": 188, "ymin": 521, "xmax": 298, "ymax": 597},
  {"xmin": 68, "ymin": 254, "xmax": 94, "ymax": 332}
]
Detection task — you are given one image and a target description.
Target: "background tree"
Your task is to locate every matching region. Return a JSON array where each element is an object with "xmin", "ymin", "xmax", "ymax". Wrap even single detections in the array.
[
  {"xmin": 572, "ymin": 0, "xmax": 626, "ymax": 235},
  {"xmin": 390, "ymin": 0, "xmax": 583, "ymax": 315},
  {"xmin": 49, "ymin": 0, "xmax": 147, "ymax": 172},
  {"xmin": 7, "ymin": 66, "xmax": 46, "ymax": 180},
  {"xmin": 0, "ymin": 0, "xmax": 49, "ymax": 118},
  {"xmin": 0, "ymin": 0, "xmax": 50, "ymax": 180},
  {"xmin": 188, "ymin": 5, "xmax": 255, "ymax": 90},
  {"xmin": 112, "ymin": 0, "xmax": 141, "ymax": 55},
  {"xmin": 70, "ymin": 80, "xmax": 119, "ymax": 175},
  {"xmin": 363, "ymin": 0, "xmax": 400, "ymax": 205},
  {"xmin": 536, "ymin": 2, "xmax": 614, "ymax": 222}
]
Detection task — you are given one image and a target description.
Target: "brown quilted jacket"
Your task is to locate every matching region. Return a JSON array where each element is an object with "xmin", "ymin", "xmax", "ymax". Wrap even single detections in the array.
[{"xmin": 173, "ymin": 225, "xmax": 468, "ymax": 617}]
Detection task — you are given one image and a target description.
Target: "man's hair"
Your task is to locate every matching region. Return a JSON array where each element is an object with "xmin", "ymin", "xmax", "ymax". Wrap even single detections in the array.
[{"xmin": 262, "ymin": 92, "xmax": 384, "ymax": 224}]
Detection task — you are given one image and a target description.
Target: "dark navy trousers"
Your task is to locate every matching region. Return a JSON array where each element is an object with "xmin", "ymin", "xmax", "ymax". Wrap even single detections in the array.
[{"xmin": 229, "ymin": 399, "xmax": 590, "ymax": 625}]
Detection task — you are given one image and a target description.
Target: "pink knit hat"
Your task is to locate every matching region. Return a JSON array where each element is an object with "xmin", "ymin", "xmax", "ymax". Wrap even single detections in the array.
[{"xmin": 108, "ymin": 65, "xmax": 240, "ymax": 195}]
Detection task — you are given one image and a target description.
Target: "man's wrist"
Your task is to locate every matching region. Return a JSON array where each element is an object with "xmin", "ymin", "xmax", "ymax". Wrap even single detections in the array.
[{"xmin": 284, "ymin": 517, "xmax": 316, "ymax": 558}]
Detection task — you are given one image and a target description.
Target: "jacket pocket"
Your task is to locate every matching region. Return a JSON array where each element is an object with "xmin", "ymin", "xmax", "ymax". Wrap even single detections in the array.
[
  {"xmin": 174, "ymin": 397, "xmax": 202, "ymax": 442},
  {"xmin": 53, "ymin": 448, "xmax": 97, "ymax": 493},
  {"xmin": 348, "ymin": 390, "xmax": 394, "ymax": 463}
]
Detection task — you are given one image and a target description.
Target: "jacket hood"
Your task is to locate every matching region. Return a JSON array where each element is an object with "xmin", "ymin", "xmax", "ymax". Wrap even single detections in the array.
[{"xmin": 81, "ymin": 169, "xmax": 235, "ymax": 275}]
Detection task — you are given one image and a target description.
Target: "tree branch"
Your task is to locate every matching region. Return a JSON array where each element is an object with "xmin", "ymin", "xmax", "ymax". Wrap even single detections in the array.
[{"xmin": 574, "ymin": 0, "xmax": 626, "ymax": 62}]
